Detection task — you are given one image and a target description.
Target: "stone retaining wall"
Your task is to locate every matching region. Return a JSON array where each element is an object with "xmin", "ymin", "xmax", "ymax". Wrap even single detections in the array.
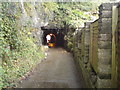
[
  {"xmin": 66, "ymin": 3, "xmax": 120, "ymax": 88},
  {"xmin": 97, "ymin": 3, "xmax": 114, "ymax": 88}
]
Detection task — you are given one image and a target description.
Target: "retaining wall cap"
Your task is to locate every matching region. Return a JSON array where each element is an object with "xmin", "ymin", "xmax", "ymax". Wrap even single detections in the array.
[
  {"xmin": 78, "ymin": 27, "xmax": 84, "ymax": 29},
  {"xmin": 84, "ymin": 22, "xmax": 92, "ymax": 27},
  {"xmin": 91, "ymin": 19, "xmax": 99, "ymax": 24}
]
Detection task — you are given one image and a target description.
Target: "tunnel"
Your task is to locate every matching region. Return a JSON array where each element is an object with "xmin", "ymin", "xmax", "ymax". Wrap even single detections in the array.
[{"xmin": 41, "ymin": 26, "xmax": 65, "ymax": 47}]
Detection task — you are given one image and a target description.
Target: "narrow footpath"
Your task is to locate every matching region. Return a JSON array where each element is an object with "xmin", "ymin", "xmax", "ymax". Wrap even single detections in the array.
[{"xmin": 17, "ymin": 48, "xmax": 85, "ymax": 88}]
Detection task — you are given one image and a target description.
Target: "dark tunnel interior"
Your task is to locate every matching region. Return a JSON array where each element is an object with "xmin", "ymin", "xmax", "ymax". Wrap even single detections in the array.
[{"xmin": 41, "ymin": 27, "xmax": 65, "ymax": 47}]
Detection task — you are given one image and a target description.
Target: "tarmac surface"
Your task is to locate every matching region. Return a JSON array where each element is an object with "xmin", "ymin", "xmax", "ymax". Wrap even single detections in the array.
[{"xmin": 17, "ymin": 48, "xmax": 85, "ymax": 88}]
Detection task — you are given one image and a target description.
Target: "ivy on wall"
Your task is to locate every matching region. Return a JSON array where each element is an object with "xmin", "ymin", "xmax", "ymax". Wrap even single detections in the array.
[{"xmin": 0, "ymin": 2, "xmax": 46, "ymax": 88}]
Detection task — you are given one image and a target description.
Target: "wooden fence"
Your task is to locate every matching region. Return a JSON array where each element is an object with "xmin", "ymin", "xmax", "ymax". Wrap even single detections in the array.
[
  {"xmin": 112, "ymin": 4, "xmax": 120, "ymax": 88},
  {"xmin": 71, "ymin": 3, "xmax": 120, "ymax": 88},
  {"xmin": 89, "ymin": 20, "xmax": 98, "ymax": 73}
]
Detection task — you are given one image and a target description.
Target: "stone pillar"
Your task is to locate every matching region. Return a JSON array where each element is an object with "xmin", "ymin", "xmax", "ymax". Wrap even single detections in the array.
[
  {"xmin": 97, "ymin": 3, "xmax": 118, "ymax": 88},
  {"xmin": 81, "ymin": 23, "xmax": 94, "ymax": 88},
  {"xmin": 84, "ymin": 22, "xmax": 91, "ymax": 68},
  {"xmin": 76, "ymin": 27, "xmax": 84, "ymax": 67},
  {"xmin": 73, "ymin": 29, "xmax": 78, "ymax": 60},
  {"xmin": 81, "ymin": 27, "xmax": 85, "ymax": 65}
]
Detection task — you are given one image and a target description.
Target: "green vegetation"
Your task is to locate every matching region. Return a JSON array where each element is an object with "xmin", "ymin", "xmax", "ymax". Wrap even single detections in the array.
[
  {"xmin": 49, "ymin": 2, "xmax": 99, "ymax": 28},
  {"xmin": 0, "ymin": 2, "xmax": 45, "ymax": 88}
]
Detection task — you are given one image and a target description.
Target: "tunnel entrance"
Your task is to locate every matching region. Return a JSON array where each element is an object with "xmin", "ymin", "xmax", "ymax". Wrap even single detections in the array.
[{"xmin": 41, "ymin": 26, "xmax": 65, "ymax": 47}]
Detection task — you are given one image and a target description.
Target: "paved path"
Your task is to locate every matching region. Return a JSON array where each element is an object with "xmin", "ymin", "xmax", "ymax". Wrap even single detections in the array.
[{"xmin": 17, "ymin": 48, "xmax": 85, "ymax": 88}]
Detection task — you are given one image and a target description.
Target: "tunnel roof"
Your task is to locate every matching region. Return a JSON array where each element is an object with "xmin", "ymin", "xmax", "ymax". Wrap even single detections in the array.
[{"xmin": 41, "ymin": 25, "xmax": 64, "ymax": 31}]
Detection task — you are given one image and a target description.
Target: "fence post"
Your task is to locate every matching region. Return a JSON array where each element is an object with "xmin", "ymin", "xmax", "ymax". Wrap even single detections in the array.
[
  {"xmin": 97, "ymin": 3, "xmax": 113, "ymax": 88},
  {"xmin": 116, "ymin": 4, "xmax": 120, "ymax": 87},
  {"xmin": 84, "ymin": 22, "xmax": 91, "ymax": 68},
  {"xmin": 112, "ymin": 5, "xmax": 118, "ymax": 88}
]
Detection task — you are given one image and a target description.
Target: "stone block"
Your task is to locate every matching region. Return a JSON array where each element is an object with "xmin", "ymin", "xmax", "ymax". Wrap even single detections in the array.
[
  {"xmin": 85, "ymin": 22, "xmax": 92, "ymax": 27},
  {"xmin": 119, "ymin": 18, "xmax": 120, "ymax": 22},
  {"xmin": 84, "ymin": 58, "xmax": 88, "ymax": 64},
  {"xmin": 98, "ymin": 49, "xmax": 111, "ymax": 65},
  {"xmin": 99, "ymin": 18, "xmax": 112, "ymax": 31},
  {"xmin": 85, "ymin": 29, "xmax": 90, "ymax": 32},
  {"xmin": 99, "ymin": 18, "xmax": 112, "ymax": 25},
  {"xmin": 99, "ymin": 3, "xmax": 112, "ymax": 11},
  {"xmin": 118, "ymin": 22, "xmax": 120, "ymax": 28},
  {"xmin": 99, "ymin": 11, "xmax": 112, "ymax": 18},
  {"xmin": 98, "ymin": 64, "xmax": 111, "ymax": 79},
  {"xmin": 118, "ymin": 6, "xmax": 120, "ymax": 16},
  {"xmin": 99, "ymin": 3, "xmax": 118, "ymax": 11},
  {"xmin": 99, "ymin": 26, "xmax": 112, "ymax": 34},
  {"xmin": 98, "ymin": 41, "xmax": 112, "ymax": 49},
  {"xmin": 98, "ymin": 34, "xmax": 112, "ymax": 41},
  {"xmin": 119, "ymin": 12, "xmax": 120, "ymax": 17},
  {"xmin": 90, "ymin": 71, "xmax": 97, "ymax": 85},
  {"xmin": 96, "ymin": 77, "xmax": 111, "ymax": 88},
  {"xmin": 118, "ymin": 17, "xmax": 120, "ymax": 23}
]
